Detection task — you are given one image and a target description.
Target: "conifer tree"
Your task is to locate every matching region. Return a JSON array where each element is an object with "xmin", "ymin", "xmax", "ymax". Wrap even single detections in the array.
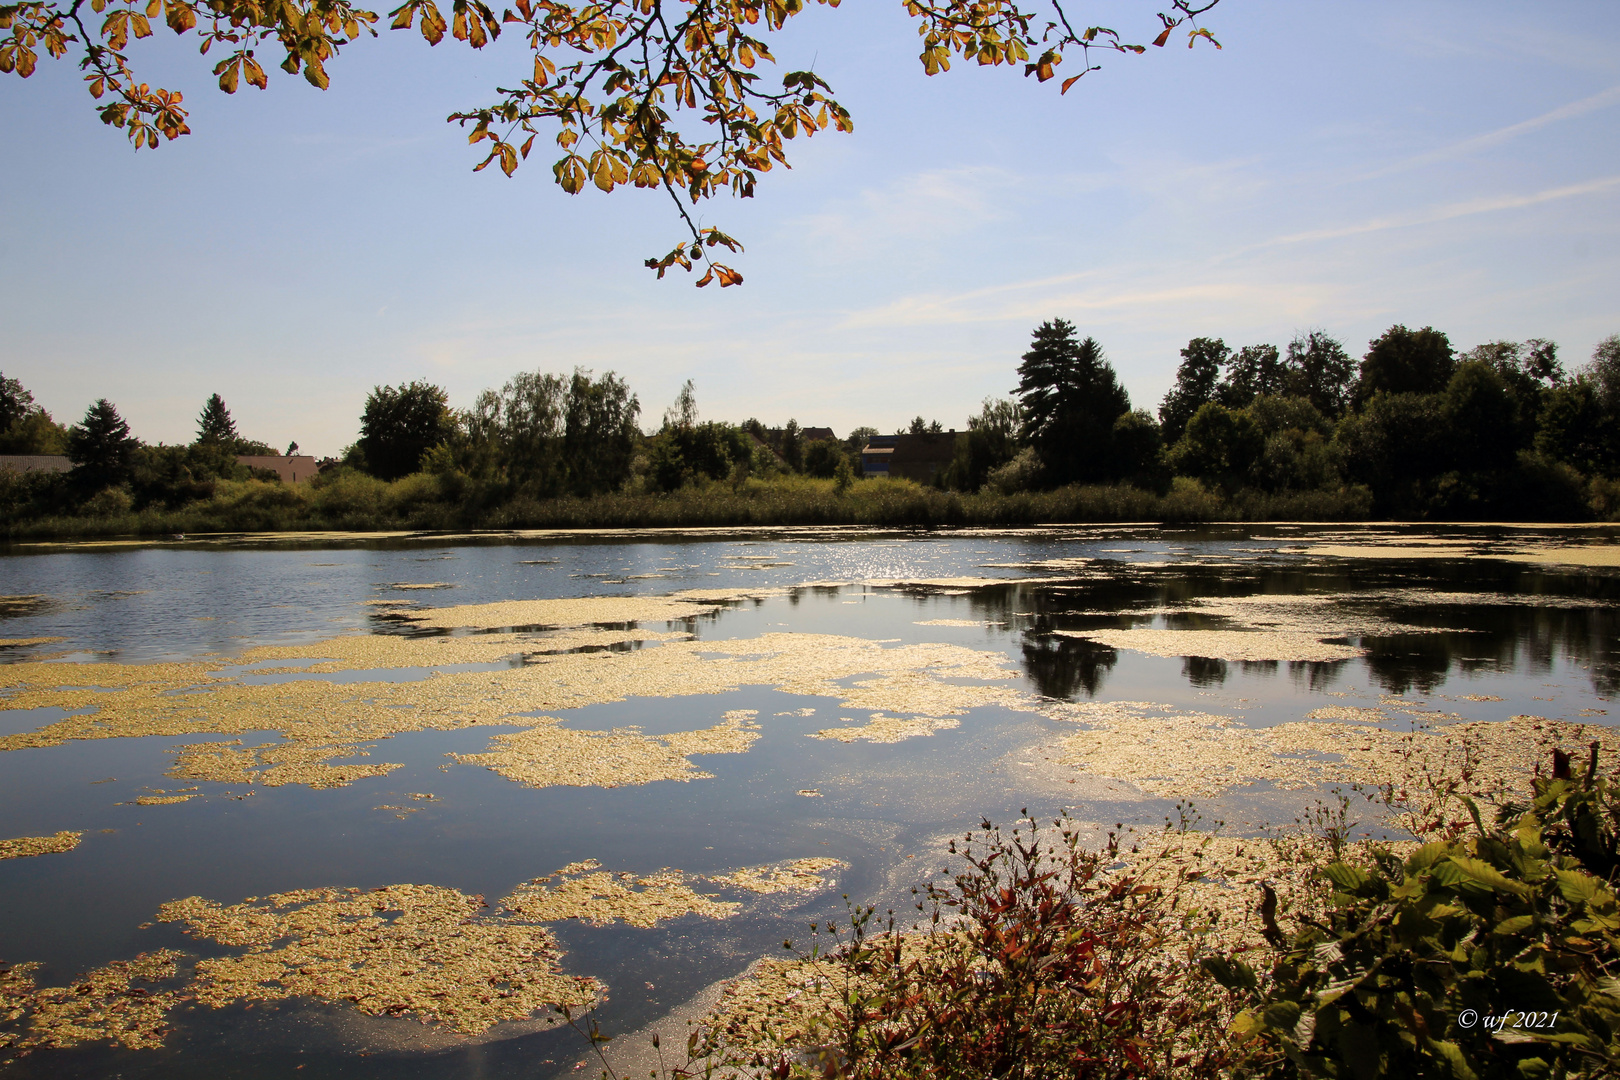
[
  {"xmin": 196, "ymin": 393, "xmax": 240, "ymax": 445},
  {"xmin": 67, "ymin": 399, "xmax": 137, "ymax": 489},
  {"xmin": 1014, "ymin": 319, "xmax": 1130, "ymax": 486}
]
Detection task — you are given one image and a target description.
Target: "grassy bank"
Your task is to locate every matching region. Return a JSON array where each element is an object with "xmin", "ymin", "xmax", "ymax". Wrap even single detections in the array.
[{"xmin": 1, "ymin": 474, "xmax": 1384, "ymax": 540}]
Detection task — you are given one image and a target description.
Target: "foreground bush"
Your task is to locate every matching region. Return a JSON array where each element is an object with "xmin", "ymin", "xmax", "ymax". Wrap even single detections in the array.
[
  {"xmin": 654, "ymin": 814, "xmax": 1247, "ymax": 1080},
  {"xmin": 1210, "ymin": 751, "xmax": 1620, "ymax": 1080},
  {"xmin": 573, "ymin": 748, "xmax": 1619, "ymax": 1080}
]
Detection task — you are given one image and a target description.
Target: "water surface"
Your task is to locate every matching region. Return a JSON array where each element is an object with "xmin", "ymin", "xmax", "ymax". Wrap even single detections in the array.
[{"xmin": 0, "ymin": 524, "xmax": 1615, "ymax": 1078}]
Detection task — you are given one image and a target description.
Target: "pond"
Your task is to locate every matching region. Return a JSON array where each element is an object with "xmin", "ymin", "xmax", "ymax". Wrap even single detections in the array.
[{"xmin": 0, "ymin": 523, "xmax": 1616, "ymax": 1078}]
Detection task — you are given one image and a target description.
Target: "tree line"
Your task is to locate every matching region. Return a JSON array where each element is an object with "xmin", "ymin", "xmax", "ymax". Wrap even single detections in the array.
[
  {"xmin": 958, "ymin": 319, "xmax": 1620, "ymax": 519},
  {"xmin": 3, "ymin": 317, "xmax": 1618, "ymax": 528}
]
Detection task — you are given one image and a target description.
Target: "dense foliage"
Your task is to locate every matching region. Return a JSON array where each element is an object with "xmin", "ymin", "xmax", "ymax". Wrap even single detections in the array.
[
  {"xmin": 3, "ymin": 323, "xmax": 1618, "ymax": 536},
  {"xmin": 1208, "ymin": 755, "xmax": 1620, "ymax": 1080},
  {"xmin": 688, "ymin": 812, "xmax": 1245, "ymax": 1080},
  {"xmin": 0, "ymin": 371, "xmax": 67, "ymax": 454},
  {"xmin": 605, "ymin": 752, "xmax": 1619, "ymax": 1080}
]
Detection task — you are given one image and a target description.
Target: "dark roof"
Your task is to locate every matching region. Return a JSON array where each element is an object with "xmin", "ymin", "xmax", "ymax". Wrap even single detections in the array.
[
  {"xmin": 801, "ymin": 427, "xmax": 836, "ymax": 443},
  {"xmin": 0, "ymin": 455, "xmax": 71, "ymax": 473}
]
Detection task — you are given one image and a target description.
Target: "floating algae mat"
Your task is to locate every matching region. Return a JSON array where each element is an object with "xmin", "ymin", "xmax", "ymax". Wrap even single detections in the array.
[{"xmin": 0, "ymin": 524, "xmax": 1615, "ymax": 1078}]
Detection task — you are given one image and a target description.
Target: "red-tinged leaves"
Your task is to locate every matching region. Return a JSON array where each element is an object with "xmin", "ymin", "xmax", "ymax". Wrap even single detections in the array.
[
  {"xmin": 1059, "ymin": 72, "xmax": 1082, "ymax": 94},
  {"xmin": 390, "ymin": 0, "xmax": 445, "ymax": 44},
  {"xmin": 451, "ymin": 0, "xmax": 499, "ymax": 47},
  {"xmin": 163, "ymin": 0, "xmax": 195, "ymax": 34},
  {"xmin": 1152, "ymin": 25, "xmax": 1171, "ymax": 47},
  {"xmin": 9, "ymin": 42, "xmax": 38, "ymax": 76}
]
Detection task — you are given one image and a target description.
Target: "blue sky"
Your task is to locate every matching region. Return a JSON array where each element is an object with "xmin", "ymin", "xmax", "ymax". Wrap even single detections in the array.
[{"xmin": 2, "ymin": 0, "xmax": 1617, "ymax": 455}]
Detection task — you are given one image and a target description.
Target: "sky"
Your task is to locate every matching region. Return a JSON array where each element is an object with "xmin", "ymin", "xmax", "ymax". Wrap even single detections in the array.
[{"xmin": 2, "ymin": 0, "xmax": 1618, "ymax": 456}]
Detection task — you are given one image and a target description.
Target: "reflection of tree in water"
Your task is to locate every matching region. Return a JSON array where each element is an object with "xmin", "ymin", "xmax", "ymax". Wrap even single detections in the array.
[
  {"xmin": 1181, "ymin": 656, "xmax": 1227, "ymax": 687},
  {"xmin": 1360, "ymin": 606, "xmax": 1620, "ymax": 699},
  {"xmin": 1021, "ymin": 635, "xmax": 1117, "ymax": 700},
  {"xmin": 1362, "ymin": 635, "xmax": 1456, "ymax": 697},
  {"xmin": 947, "ymin": 559, "xmax": 1619, "ymax": 701},
  {"xmin": 1288, "ymin": 659, "xmax": 1349, "ymax": 693}
]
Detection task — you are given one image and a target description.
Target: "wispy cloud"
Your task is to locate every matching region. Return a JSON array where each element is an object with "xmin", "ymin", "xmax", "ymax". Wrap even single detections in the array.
[
  {"xmin": 836, "ymin": 172, "xmax": 1620, "ymax": 334},
  {"xmin": 786, "ymin": 166, "xmax": 1023, "ymax": 259},
  {"xmin": 1351, "ymin": 84, "xmax": 1620, "ymax": 182},
  {"xmin": 1255, "ymin": 173, "xmax": 1620, "ymax": 250}
]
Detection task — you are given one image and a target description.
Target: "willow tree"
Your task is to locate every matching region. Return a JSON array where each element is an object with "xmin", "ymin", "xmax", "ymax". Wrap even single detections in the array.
[{"xmin": 0, "ymin": 0, "xmax": 1221, "ymax": 284}]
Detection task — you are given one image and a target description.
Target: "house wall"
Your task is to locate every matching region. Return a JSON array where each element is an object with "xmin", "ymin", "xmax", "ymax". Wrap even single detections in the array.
[
  {"xmin": 888, "ymin": 432, "xmax": 958, "ymax": 484},
  {"xmin": 236, "ymin": 455, "xmax": 320, "ymax": 483}
]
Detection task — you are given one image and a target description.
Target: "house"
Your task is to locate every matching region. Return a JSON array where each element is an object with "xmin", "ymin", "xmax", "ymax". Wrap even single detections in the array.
[
  {"xmin": 889, "ymin": 431, "xmax": 958, "ymax": 484},
  {"xmin": 236, "ymin": 455, "xmax": 320, "ymax": 483},
  {"xmin": 860, "ymin": 434, "xmax": 898, "ymax": 477},
  {"xmin": 0, "ymin": 455, "xmax": 71, "ymax": 474},
  {"xmin": 801, "ymin": 427, "xmax": 836, "ymax": 444}
]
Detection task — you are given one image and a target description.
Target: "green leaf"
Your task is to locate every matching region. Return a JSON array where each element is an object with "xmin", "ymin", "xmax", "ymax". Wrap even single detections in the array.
[
  {"xmin": 1554, "ymin": 868, "xmax": 1607, "ymax": 906},
  {"xmin": 1446, "ymin": 856, "xmax": 1533, "ymax": 898},
  {"xmin": 1430, "ymin": 1038, "xmax": 1481, "ymax": 1080},
  {"xmin": 1262, "ymin": 1000, "xmax": 1302, "ymax": 1031},
  {"xmin": 1201, "ymin": 956, "xmax": 1257, "ymax": 991},
  {"xmin": 1321, "ymin": 862, "xmax": 1369, "ymax": 890}
]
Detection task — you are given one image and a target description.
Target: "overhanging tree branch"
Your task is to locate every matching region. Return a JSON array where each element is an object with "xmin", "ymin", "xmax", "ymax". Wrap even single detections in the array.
[{"xmin": 1, "ymin": 0, "xmax": 1221, "ymax": 284}]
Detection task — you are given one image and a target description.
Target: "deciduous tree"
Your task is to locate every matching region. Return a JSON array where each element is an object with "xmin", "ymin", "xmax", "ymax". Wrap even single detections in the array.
[
  {"xmin": 0, "ymin": 373, "xmax": 68, "ymax": 454},
  {"xmin": 1354, "ymin": 324, "xmax": 1455, "ymax": 404},
  {"xmin": 948, "ymin": 397, "xmax": 1021, "ymax": 491},
  {"xmin": 355, "ymin": 380, "xmax": 453, "ymax": 481},
  {"xmin": 1283, "ymin": 330, "xmax": 1354, "ymax": 419},
  {"xmin": 1166, "ymin": 401, "xmax": 1259, "ymax": 485},
  {"xmin": 1214, "ymin": 343, "xmax": 1287, "ymax": 410},
  {"xmin": 1158, "ymin": 336, "xmax": 1227, "ymax": 444}
]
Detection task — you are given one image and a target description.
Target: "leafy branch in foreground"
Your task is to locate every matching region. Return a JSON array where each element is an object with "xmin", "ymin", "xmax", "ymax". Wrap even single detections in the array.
[
  {"xmin": 0, "ymin": 0, "xmax": 1221, "ymax": 283},
  {"xmin": 1208, "ymin": 746, "xmax": 1620, "ymax": 1080}
]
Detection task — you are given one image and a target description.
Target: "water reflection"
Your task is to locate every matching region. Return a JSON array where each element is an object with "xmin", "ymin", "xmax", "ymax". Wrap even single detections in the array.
[
  {"xmin": 995, "ymin": 563, "xmax": 1620, "ymax": 700},
  {"xmin": 1019, "ymin": 635, "xmax": 1117, "ymax": 699}
]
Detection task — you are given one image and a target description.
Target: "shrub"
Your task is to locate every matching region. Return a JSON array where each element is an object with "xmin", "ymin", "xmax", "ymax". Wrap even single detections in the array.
[
  {"xmin": 79, "ymin": 486, "xmax": 134, "ymax": 518},
  {"xmin": 986, "ymin": 448, "xmax": 1042, "ymax": 494},
  {"xmin": 705, "ymin": 813, "xmax": 1243, "ymax": 1080},
  {"xmin": 1209, "ymin": 754, "xmax": 1620, "ymax": 1079}
]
